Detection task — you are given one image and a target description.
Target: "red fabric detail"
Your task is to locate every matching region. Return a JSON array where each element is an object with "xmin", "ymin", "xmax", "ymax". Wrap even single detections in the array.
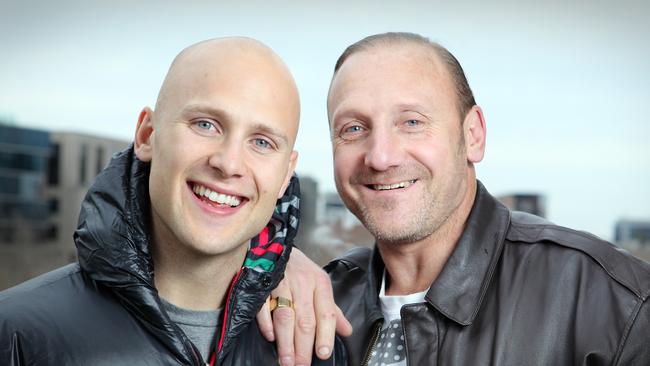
[
  {"xmin": 215, "ymin": 268, "xmax": 244, "ymax": 359},
  {"xmin": 250, "ymin": 242, "xmax": 283, "ymax": 256},
  {"xmin": 258, "ymin": 226, "xmax": 269, "ymax": 246}
]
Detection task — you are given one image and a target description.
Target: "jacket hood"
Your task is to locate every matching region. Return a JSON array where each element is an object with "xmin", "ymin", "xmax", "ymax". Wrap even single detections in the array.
[{"xmin": 74, "ymin": 145, "xmax": 300, "ymax": 365}]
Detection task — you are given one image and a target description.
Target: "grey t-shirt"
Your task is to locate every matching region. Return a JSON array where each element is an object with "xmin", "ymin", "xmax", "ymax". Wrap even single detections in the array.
[{"xmin": 161, "ymin": 298, "xmax": 222, "ymax": 362}]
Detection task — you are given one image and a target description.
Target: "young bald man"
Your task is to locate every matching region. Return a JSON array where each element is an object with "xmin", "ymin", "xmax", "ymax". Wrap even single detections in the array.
[{"xmin": 0, "ymin": 38, "xmax": 346, "ymax": 366}]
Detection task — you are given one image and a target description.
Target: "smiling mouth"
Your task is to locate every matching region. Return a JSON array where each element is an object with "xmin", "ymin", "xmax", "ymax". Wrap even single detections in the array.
[
  {"xmin": 191, "ymin": 183, "xmax": 243, "ymax": 207},
  {"xmin": 367, "ymin": 179, "xmax": 417, "ymax": 191}
]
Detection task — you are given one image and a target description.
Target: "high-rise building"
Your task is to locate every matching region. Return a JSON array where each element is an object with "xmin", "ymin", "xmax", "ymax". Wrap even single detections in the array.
[
  {"xmin": 613, "ymin": 219, "xmax": 650, "ymax": 262},
  {"xmin": 0, "ymin": 123, "xmax": 128, "ymax": 290},
  {"xmin": 497, "ymin": 193, "xmax": 546, "ymax": 218},
  {"xmin": 0, "ymin": 124, "xmax": 55, "ymax": 246},
  {"xmin": 615, "ymin": 219, "xmax": 650, "ymax": 246}
]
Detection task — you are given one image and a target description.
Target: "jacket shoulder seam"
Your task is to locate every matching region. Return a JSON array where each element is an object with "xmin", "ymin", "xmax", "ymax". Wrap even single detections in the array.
[
  {"xmin": 613, "ymin": 298, "xmax": 644, "ymax": 365},
  {"xmin": 508, "ymin": 221, "xmax": 650, "ymax": 300}
]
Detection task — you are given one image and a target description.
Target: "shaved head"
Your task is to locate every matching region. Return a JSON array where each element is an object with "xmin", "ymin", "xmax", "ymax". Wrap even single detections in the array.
[{"xmin": 132, "ymin": 37, "xmax": 302, "ymax": 311}]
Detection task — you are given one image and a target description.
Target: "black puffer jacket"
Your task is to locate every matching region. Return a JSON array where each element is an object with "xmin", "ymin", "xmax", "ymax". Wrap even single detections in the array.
[
  {"xmin": 327, "ymin": 181, "xmax": 650, "ymax": 366},
  {"xmin": 0, "ymin": 147, "xmax": 346, "ymax": 366}
]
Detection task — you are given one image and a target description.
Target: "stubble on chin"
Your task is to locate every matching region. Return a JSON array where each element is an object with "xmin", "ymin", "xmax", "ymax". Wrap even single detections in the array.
[{"xmin": 355, "ymin": 197, "xmax": 435, "ymax": 246}]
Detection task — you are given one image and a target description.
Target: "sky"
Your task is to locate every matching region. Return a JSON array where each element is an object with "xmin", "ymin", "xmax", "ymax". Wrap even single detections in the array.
[{"xmin": 1, "ymin": 0, "xmax": 649, "ymax": 240}]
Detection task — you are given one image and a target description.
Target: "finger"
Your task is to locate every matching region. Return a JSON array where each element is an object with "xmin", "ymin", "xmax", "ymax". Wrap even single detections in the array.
[
  {"xmin": 270, "ymin": 279, "xmax": 296, "ymax": 365},
  {"xmin": 293, "ymin": 289, "xmax": 316, "ymax": 365},
  {"xmin": 312, "ymin": 275, "xmax": 338, "ymax": 360},
  {"xmin": 273, "ymin": 301, "xmax": 296, "ymax": 366},
  {"xmin": 334, "ymin": 305, "xmax": 353, "ymax": 336},
  {"xmin": 256, "ymin": 296, "xmax": 275, "ymax": 341}
]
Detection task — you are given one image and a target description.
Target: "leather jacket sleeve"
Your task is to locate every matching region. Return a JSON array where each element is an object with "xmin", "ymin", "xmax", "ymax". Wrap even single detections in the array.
[{"xmin": 615, "ymin": 299, "xmax": 650, "ymax": 365}]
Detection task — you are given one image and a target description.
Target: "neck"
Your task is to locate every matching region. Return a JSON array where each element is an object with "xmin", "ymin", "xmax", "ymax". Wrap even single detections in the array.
[
  {"xmin": 152, "ymin": 241, "xmax": 248, "ymax": 311},
  {"xmin": 379, "ymin": 176, "xmax": 477, "ymax": 296}
]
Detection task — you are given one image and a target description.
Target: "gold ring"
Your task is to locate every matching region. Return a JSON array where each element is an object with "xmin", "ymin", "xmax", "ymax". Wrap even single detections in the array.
[{"xmin": 269, "ymin": 296, "xmax": 293, "ymax": 311}]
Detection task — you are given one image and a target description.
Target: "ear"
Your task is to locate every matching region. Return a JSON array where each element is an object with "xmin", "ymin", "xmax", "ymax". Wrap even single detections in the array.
[
  {"xmin": 463, "ymin": 105, "xmax": 486, "ymax": 164},
  {"xmin": 278, "ymin": 151, "xmax": 299, "ymax": 199},
  {"xmin": 134, "ymin": 107, "xmax": 155, "ymax": 162}
]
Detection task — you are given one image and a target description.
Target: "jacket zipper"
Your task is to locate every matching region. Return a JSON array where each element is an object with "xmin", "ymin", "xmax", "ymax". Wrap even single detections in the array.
[
  {"xmin": 361, "ymin": 321, "xmax": 383, "ymax": 366},
  {"xmin": 208, "ymin": 267, "xmax": 244, "ymax": 366}
]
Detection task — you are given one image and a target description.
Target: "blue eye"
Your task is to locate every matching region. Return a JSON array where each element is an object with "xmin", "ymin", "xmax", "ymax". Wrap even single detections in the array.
[
  {"xmin": 253, "ymin": 138, "xmax": 272, "ymax": 149},
  {"xmin": 345, "ymin": 125, "xmax": 364, "ymax": 133},
  {"xmin": 405, "ymin": 119, "xmax": 420, "ymax": 126},
  {"xmin": 190, "ymin": 119, "xmax": 220, "ymax": 136},
  {"xmin": 197, "ymin": 120, "xmax": 215, "ymax": 130},
  {"xmin": 337, "ymin": 119, "xmax": 370, "ymax": 141},
  {"xmin": 338, "ymin": 123, "xmax": 367, "ymax": 141}
]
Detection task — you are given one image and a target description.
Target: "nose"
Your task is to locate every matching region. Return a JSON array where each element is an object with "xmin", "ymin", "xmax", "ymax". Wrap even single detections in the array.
[
  {"xmin": 207, "ymin": 137, "xmax": 246, "ymax": 178},
  {"xmin": 363, "ymin": 128, "xmax": 404, "ymax": 171}
]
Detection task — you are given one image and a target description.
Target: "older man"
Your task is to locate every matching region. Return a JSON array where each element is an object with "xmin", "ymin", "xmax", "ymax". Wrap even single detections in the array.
[
  {"xmin": 325, "ymin": 32, "xmax": 650, "ymax": 365},
  {"xmin": 0, "ymin": 37, "xmax": 346, "ymax": 365}
]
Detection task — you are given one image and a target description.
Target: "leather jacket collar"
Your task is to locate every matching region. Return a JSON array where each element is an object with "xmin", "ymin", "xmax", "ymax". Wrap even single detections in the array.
[
  {"xmin": 365, "ymin": 181, "xmax": 511, "ymax": 326},
  {"xmin": 426, "ymin": 181, "xmax": 511, "ymax": 325}
]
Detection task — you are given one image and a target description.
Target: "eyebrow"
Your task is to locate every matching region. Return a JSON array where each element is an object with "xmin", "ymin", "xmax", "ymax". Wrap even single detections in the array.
[
  {"xmin": 330, "ymin": 104, "xmax": 369, "ymax": 124},
  {"xmin": 181, "ymin": 103, "xmax": 228, "ymax": 119},
  {"xmin": 249, "ymin": 123, "xmax": 289, "ymax": 146},
  {"xmin": 181, "ymin": 103, "xmax": 289, "ymax": 146},
  {"xmin": 399, "ymin": 108, "xmax": 432, "ymax": 121},
  {"xmin": 395, "ymin": 103, "xmax": 432, "ymax": 115},
  {"xmin": 332, "ymin": 102, "xmax": 432, "ymax": 124}
]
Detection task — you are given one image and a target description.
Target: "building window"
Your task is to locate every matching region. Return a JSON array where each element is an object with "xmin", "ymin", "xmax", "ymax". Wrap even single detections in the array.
[
  {"xmin": 18, "ymin": 173, "xmax": 41, "ymax": 200},
  {"xmin": 80, "ymin": 144, "xmax": 88, "ymax": 185},
  {"xmin": 47, "ymin": 144, "xmax": 60, "ymax": 186},
  {"xmin": 0, "ymin": 202, "xmax": 10, "ymax": 217},
  {"xmin": 0, "ymin": 175, "xmax": 20, "ymax": 195},
  {"xmin": 49, "ymin": 198, "xmax": 58, "ymax": 214},
  {"xmin": 0, "ymin": 226, "xmax": 15, "ymax": 244},
  {"xmin": 96, "ymin": 146, "xmax": 105, "ymax": 176},
  {"xmin": 0, "ymin": 152, "xmax": 43, "ymax": 172},
  {"xmin": 34, "ymin": 225, "xmax": 57, "ymax": 242}
]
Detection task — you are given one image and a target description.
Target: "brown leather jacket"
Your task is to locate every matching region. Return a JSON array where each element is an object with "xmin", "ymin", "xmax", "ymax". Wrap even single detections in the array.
[{"xmin": 326, "ymin": 181, "xmax": 650, "ymax": 365}]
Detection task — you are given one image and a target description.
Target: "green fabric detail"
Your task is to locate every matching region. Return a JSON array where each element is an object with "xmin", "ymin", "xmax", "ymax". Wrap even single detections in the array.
[{"xmin": 244, "ymin": 258, "xmax": 276, "ymax": 272}]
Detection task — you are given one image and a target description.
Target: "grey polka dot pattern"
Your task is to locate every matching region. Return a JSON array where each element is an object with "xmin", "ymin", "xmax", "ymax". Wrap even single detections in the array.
[{"xmin": 367, "ymin": 319, "xmax": 407, "ymax": 366}]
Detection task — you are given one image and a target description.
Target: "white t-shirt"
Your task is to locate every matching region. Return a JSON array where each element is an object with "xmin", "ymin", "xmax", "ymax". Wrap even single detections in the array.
[{"xmin": 367, "ymin": 271, "xmax": 427, "ymax": 366}]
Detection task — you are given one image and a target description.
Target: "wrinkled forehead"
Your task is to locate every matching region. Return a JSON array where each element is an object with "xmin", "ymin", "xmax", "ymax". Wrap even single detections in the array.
[{"xmin": 328, "ymin": 43, "xmax": 454, "ymax": 111}]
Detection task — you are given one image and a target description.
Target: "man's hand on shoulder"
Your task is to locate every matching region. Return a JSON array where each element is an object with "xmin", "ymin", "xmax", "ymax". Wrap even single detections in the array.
[{"xmin": 256, "ymin": 248, "xmax": 352, "ymax": 366}]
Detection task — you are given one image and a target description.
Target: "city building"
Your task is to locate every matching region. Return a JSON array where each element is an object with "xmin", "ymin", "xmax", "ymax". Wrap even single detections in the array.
[
  {"xmin": 614, "ymin": 219, "xmax": 650, "ymax": 262},
  {"xmin": 497, "ymin": 193, "xmax": 546, "ymax": 218},
  {"xmin": 297, "ymin": 186, "xmax": 373, "ymax": 266},
  {"xmin": 0, "ymin": 123, "xmax": 128, "ymax": 290},
  {"xmin": 0, "ymin": 124, "xmax": 55, "ymax": 248},
  {"xmin": 615, "ymin": 219, "xmax": 650, "ymax": 246}
]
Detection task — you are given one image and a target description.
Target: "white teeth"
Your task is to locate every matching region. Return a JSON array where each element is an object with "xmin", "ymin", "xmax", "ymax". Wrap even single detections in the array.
[
  {"xmin": 208, "ymin": 191, "xmax": 218, "ymax": 201},
  {"xmin": 372, "ymin": 180, "xmax": 416, "ymax": 191},
  {"xmin": 192, "ymin": 183, "xmax": 242, "ymax": 207}
]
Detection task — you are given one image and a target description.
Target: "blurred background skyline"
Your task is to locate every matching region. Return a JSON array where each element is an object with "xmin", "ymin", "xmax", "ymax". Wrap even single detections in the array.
[{"xmin": 1, "ymin": 0, "xmax": 649, "ymax": 242}]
